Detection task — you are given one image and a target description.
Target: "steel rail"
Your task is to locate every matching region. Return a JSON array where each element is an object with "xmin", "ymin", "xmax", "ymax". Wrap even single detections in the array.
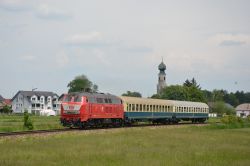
[{"xmin": 0, "ymin": 128, "xmax": 76, "ymax": 137}]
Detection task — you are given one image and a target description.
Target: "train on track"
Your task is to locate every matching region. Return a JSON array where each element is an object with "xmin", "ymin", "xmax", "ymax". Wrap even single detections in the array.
[{"xmin": 60, "ymin": 92, "xmax": 209, "ymax": 128}]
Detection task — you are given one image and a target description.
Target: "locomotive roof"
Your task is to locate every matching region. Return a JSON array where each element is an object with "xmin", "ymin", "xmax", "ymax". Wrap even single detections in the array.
[
  {"xmin": 68, "ymin": 92, "xmax": 120, "ymax": 99},
  {"xmin": 119, "ymin": 96, "xmax": 208, "ymax": 108}
]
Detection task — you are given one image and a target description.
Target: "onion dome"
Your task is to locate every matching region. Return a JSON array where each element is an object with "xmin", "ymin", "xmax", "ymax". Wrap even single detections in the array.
[{"xmin": 158, "ymin": 61, "xmax": 166, "ymax": 71}]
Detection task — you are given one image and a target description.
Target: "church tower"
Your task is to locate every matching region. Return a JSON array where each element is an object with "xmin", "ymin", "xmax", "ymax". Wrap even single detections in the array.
[{"xmin": 157, "ymin": 59, "xmax": 167, "ymax": 94}]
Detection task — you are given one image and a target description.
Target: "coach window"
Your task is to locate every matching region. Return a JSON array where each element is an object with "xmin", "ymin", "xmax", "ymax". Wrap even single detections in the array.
[
  {"xmin": 152, "ymin": 105, "xmax": 155, "ymax": 112},
  {"xmin": 128, "ymin": 104, "xmax": 131, "ymax": 111},
  {"xmin": 131, "ymin": 104, "xmax": 135, "ymax": 111}
]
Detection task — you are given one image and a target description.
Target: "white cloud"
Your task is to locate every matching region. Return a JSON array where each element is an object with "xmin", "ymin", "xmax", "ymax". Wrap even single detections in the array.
[
  {"xmin": 64, "ymin": 32, "xmax": 103, "ymax": 46},
  {"xmin": 209, "ymin": 33, "xmax": 250, "ymax": 47},
  {"xmin": 0, "ymin": 0, "xmax": 31, "ymax": 11},
  {"xmin": 35, "ymin": 4, "xmax": 72, "ymax": 20}
]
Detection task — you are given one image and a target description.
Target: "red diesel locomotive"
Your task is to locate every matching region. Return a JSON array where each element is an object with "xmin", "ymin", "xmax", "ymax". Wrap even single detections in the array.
[{"xmin": 60, "ymin": 92, "xmax": 124, "ymax": 128}]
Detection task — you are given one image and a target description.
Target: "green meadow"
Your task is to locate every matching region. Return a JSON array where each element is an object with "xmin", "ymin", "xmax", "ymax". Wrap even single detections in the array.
[
  {"xmin": 0, "ymin": 125, "xmax": 250, "ymax": 166},
  {"xmin": 0, "ymin": 115, "xmax": 63, "ymax": 132}
]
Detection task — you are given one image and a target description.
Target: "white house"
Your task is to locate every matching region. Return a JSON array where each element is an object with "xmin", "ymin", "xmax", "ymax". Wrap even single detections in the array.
[
  {"xmin": 11, "ymin": 91, "xmax": 60, "ymax": 115},
  {"xmin": 236, "ymin": 103, "xmax": 250, "ymax": 118}
]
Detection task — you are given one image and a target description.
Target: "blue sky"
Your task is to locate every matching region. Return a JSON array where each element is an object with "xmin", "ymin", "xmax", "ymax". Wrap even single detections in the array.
[{"xmin": 0, "ymin": 0, "xmax": 250, "ymax": 98}]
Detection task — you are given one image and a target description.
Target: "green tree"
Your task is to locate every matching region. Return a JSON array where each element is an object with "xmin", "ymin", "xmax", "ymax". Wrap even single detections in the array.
[
  {"xmin": 186, "ymin": 85, "xmax": 206, "ymax": 102},
  {"xmin": 183, "ymin": 77, "xmax": 200, "ymax": 89},
  {"xmin": 224, "ymin": 93, "xmax": 239, "ymax": 107},
  {"xmin": 157, "ymin": 85, "xmax": 189, "ymax": 101},
  {"xmin": 2, "ymin": 105, "xmax": 12, "ymax": 114},
  {"xmin": 212, "ymin": 89, "xmax": 224, "ymax": 102},
  {"xmin": 23, "ymin": 110, "xmax": 33, "ymax": 130},
  {"xmin": 122, "ymin": 91, "xmax": 142, "ymax": 97},
  {"xmin": 202, "ymin": 90, "xmax": 213, "ymax": 102},
  {"xmin": 211, "ymin": 101, "xmax": 235, "ymax": 116},
  {"xmin": 235, "ymin": 91, "xmax": 246, "ymax": 104},
  {"xmin": 67, "ymin": 74, "xmax": 98, "ymax": 93}
]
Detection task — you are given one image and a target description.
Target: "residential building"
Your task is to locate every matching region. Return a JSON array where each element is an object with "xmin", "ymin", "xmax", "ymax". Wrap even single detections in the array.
[
  {"xmin": 11, "ymin": 91, "xmax": 60, "ymax": 115},
  {"xmin": 236, "ymin": 103, "xmax": 250, "ymax": 118},
  {"xmin": 0, "ymin": 95, "xmax": 11, "ymax": 111}
]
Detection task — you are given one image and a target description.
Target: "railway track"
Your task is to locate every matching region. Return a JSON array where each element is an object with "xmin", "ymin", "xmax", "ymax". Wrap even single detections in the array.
[
  {"xmin": 0, "ymin": 122, "xmax": 210, "ymax": 137},
  {"xmin": 0, "ymin": 128, "xmax": 76, "ymax": 137}
]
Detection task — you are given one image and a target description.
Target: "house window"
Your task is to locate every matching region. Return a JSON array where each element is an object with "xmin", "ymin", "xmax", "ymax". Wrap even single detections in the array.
[{"xmin": 31, "ymin": 97, "xmax": 36, "ymax": 101}]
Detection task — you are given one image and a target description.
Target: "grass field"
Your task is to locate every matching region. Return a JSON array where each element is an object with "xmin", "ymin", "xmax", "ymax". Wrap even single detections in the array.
[
  {"xmin": 0, "ymin": 125, "xmax": 249, "ymax": 166},
  {"xmin": 0, "ymin": 115, "xmax": 63, "ymax": 132}
]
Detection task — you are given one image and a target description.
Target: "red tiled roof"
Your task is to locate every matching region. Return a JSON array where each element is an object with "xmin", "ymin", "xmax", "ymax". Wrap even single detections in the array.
[{"xmin": 3, "ymin": 99, "xmax": 11, "ymax": 105}]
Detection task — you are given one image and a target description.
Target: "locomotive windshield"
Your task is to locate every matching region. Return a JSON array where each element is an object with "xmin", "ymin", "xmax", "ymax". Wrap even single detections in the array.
[{"xmin": 63, "ymin": 95, "xmax": 82, "ymax": 102}]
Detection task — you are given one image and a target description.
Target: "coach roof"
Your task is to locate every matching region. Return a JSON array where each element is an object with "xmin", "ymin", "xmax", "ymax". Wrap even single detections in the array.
[{"xmin": 120, "ymin": 96, "xmax": 208, "ymax": 108}]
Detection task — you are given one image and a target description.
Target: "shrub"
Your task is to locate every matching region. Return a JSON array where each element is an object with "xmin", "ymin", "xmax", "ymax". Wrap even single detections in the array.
[
  {"xmin": 23, "ymin": 110, "xmax": 33, "ymax": 130},
  {"xmin": 221, "ymin": 115, "xmax": 243, "ymax": 124}
]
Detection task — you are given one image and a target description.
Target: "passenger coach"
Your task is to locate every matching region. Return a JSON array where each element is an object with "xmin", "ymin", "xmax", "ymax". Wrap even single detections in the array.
[{"xmin": 120, "ymin": 96, "xmax": 209, "ymax": 124}]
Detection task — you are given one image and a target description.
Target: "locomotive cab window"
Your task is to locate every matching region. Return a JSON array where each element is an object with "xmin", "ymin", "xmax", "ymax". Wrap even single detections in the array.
[{"xmin": 96, "ymin": 98, "xmax": 104, "ymax": 103}]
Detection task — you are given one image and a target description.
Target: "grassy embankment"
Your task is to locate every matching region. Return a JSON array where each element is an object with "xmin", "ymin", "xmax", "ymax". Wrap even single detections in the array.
[
  {"xmin": 0, "ymin": 124, "xmax": 250, "ymax": 166},
  {"xmin": 0, "ymin": 117, "xmax": 250, "ymax": 166},
  {"xmin": 0, "ymin": 115, "xmax": 63, "ymax": 132}
]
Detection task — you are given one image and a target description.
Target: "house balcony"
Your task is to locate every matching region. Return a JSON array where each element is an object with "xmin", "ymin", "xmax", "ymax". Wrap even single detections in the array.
[{"xmin": 31, "ymin": 100, "xmax": 41, "ymax": 104}]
